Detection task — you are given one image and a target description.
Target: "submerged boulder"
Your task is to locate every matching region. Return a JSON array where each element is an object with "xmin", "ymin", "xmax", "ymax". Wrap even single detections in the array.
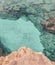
[{"xmin": 41, "ymin": 16, "xmax": 55, "ymax": 34}]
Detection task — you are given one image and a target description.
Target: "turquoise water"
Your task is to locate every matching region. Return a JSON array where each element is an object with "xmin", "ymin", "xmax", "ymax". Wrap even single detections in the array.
[
  {"xmin": 0, "ymin": 16, "xmax": 44, "ymax": 53},
  {"xmin": 0, "ymin": 0, "xmax": 55, "ymax": 61}
]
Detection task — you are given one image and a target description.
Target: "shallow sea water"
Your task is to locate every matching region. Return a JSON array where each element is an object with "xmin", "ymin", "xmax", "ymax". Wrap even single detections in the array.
[
  {"xmin": 0, "ymin": 16, "xmax": 44, "ymax": 54},
  {"xmin": 0, "ymin": 0, "xmax": 55, "ymax": 61}
]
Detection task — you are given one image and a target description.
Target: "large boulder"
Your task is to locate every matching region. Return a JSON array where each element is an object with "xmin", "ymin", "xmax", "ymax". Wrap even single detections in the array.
[{"xmin": 0, "ymin": 47, "xmax": 55, "ymax": 65}]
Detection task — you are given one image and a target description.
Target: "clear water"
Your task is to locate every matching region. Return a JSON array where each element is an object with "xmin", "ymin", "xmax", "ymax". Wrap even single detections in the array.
[
  {"xmin": 0, "ymin": 16, "xmax": 44, "ymax": 53},
  {"xmin": 0, "ymin": 0, "xmax": 55, "ymax": 61}
]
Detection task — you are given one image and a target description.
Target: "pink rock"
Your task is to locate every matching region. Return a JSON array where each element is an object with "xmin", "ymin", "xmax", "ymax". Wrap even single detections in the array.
[
  {"xmin": 0, "ymin": 56, "xmax": 5, "ymax": 65},
  {"xmin": 0, "ymin": 47, "xmax": 55, "ymax": 65}
]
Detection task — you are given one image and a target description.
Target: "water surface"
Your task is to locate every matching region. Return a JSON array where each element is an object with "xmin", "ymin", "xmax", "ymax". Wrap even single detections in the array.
[{"xmin": 0, "ymin": 16, "xmax": 44, "ymax": 52}]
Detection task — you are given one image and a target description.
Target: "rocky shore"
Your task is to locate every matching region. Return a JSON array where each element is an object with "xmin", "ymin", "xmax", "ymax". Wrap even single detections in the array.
[{"xmin": 0, "ymin": 47, "xmax": 55, "ymax": 65}]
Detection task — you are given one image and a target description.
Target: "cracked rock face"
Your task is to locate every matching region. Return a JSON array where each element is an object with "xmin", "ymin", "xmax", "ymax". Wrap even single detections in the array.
[{"xmin": 0, "ymin": 47, "xmax": 55, "ymax": 65}]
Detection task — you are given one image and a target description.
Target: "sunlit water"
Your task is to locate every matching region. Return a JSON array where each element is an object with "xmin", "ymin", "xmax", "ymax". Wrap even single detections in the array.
[{"xmin": 0, "ymin": 16, "xmax": 44, "ymax": 53}]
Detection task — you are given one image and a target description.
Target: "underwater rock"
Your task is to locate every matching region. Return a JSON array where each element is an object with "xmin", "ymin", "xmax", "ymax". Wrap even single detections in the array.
[
  {"xmin": 0, "ymin": 0, "xmax": 54, "ymax": 20},
  {"xmin": 0, "ymin": 4, "xmax": 25, "ymax": 19},
  {"xmin": 0, "ymin": 48, "xmax": 2, "ymax": 56},
  {"xmin": 0, "ymin": 47, "xmax": 55, "ymax": 65},
  {"xmin": 40, "ymin": 15, "xmax": 55, "ymax": 61},
  {"xmin": 0, "ymin": 0, "xmax": 52, "ymax": 20},
  {"xmin": 40, "ymin": 30, "xmax": 55, "ymax": 61},
  {"xmin": 41, "ymin": 21, "xmax": 55, "ymax": 33},
  {"xmin": 41, "ymin": 16, "xmax": 55, "ymax": 34},
  {"xmin": 0, "ymin": 3, "xmax": 40, "ymax": 20},
  {"xmin": 0, "ymin": 38, "xmax": 11, "ymax": 56}
]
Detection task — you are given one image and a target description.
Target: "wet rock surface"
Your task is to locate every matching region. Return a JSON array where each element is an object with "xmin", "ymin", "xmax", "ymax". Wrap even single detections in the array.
[{"xmin": 0, "ymin": 47, "xmax": 55, "ymax": 65}]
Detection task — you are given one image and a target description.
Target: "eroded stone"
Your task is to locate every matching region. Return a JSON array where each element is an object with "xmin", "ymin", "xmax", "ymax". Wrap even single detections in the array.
[{"xmin": 0, "ymin": 47, "xmax": 55, "ymax": 65}]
